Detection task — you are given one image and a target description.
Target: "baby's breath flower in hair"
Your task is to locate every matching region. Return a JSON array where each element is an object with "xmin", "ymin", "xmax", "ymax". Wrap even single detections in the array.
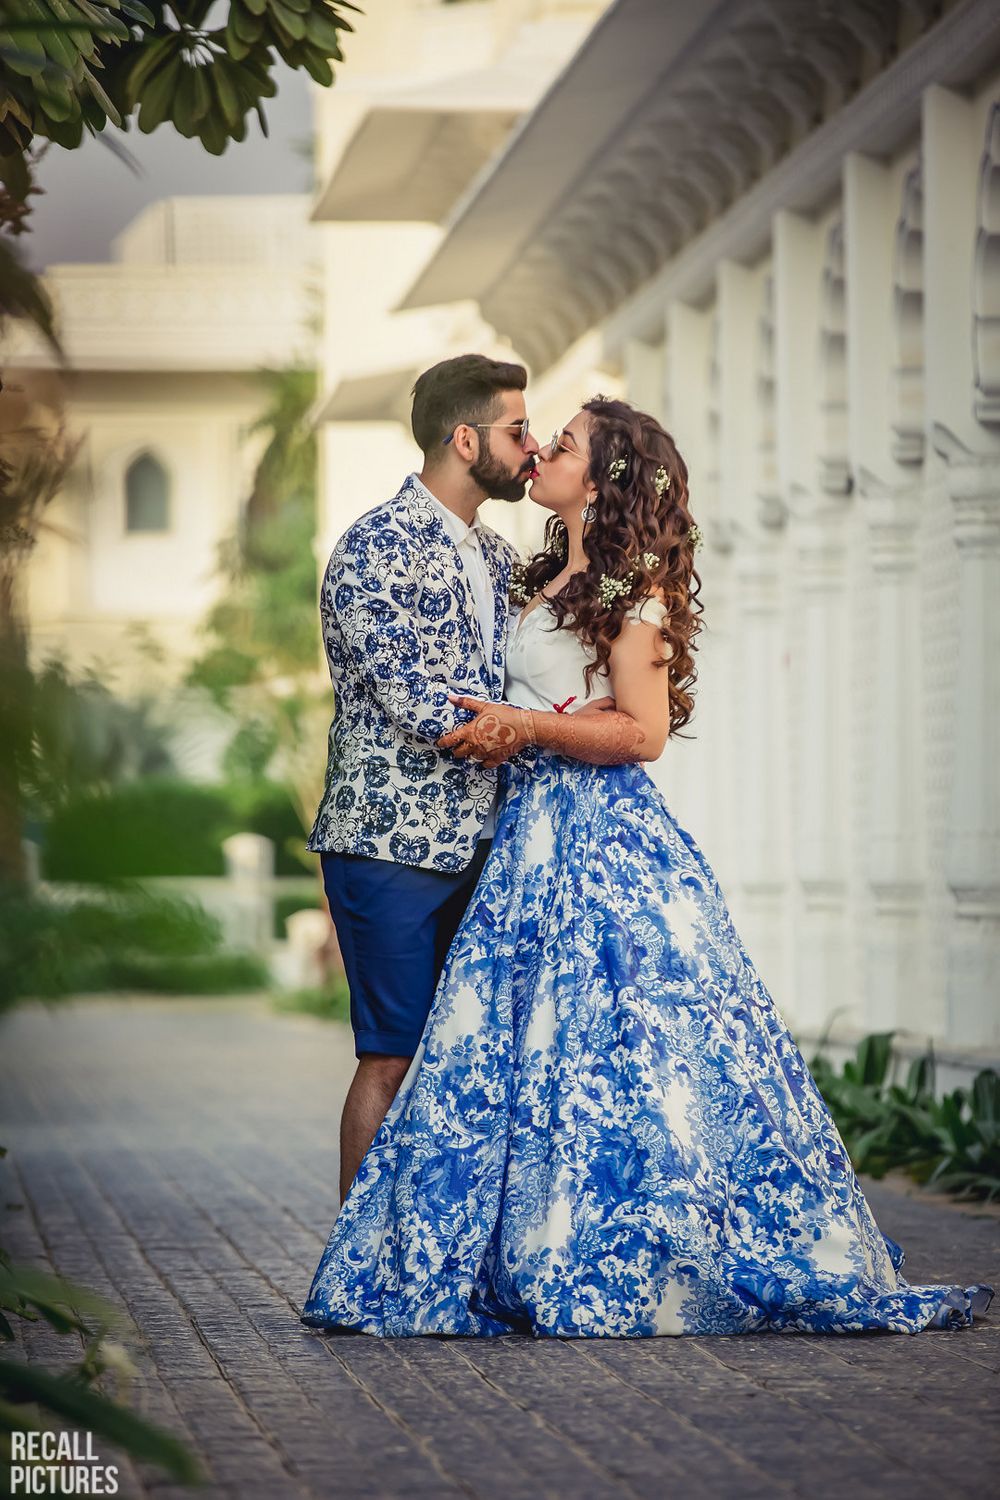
[
  {"xmin": 597, "ymin": 571, "xmax": 636, "ymax": 608},
  {"xmin": 643, "ymin": 552, "xmax": 660, "ymax": 569},
  {"xmin": 607, "ymin": 456, "xmax": 628, "ymax": 482},
  {"xmin": 687, "ymin": 523, "xmax": 704, "ymax": 552},
  {"xmin": 654, "ymin": 466, "xmax": 671, "ymax": 497},
  {"xmin": 510, "ymin": 560, "xmax": 532, "ymax": 605}
]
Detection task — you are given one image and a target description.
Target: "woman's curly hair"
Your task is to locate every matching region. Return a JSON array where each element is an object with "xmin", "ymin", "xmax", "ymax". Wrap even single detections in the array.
[{"xmin": 517, "ymin": 395, "xmax": 704, "ymax": 737}]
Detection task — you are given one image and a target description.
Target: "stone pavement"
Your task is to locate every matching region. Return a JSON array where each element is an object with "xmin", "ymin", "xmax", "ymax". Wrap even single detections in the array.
[{"xmin": 1, "ymin": 996, "xmax": 997, "ymax": 1500}]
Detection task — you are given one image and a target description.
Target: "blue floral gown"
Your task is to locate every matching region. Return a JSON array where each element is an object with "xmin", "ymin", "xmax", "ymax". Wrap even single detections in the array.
[{"xmin": 301, "ymin": 597, "xmax": 994, "ymax": 1338}]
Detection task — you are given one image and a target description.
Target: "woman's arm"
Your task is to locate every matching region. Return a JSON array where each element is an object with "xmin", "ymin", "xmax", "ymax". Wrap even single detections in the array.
[{"xmin": 438, "ymin": 612, "xmax": 671, "ymax": 769}]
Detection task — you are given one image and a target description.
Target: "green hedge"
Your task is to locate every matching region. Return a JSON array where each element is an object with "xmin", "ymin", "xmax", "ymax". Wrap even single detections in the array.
[
  {"xmin": 100, "ymin": 951, "xmax": 269, "ymax": 994},
  {"xmin": 42, "ymin": 778, "xmax": 308, "ymax": 881}
]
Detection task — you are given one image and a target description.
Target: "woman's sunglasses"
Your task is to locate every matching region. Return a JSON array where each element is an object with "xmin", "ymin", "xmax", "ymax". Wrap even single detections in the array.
[{"xmin": 547, "ymin": 429, "xmax": 585, "ymax": 461}]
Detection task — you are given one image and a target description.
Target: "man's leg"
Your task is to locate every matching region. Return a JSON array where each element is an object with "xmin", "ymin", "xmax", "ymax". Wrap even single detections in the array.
[
  {"xmin": 320, "ymin": 852, "xmax": 491, "ymax": 1200},
  {"xmin": 338, "ymin": 1053, "xmax": 411, "ymax": 1203},
  {"xmin": 320, "ymin": 848, "xmax": 489, "ymax": 1202}
]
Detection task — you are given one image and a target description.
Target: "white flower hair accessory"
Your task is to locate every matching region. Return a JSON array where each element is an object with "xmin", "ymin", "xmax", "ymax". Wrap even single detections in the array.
[
  {"xmin": 597, "ymin": 571, "xmax": 636, "ymax": 608},
  {"xmin": 607, "ymin": 456, "xmax": 627, "ymax": 482},
  {"xmin": 687, "ymin": 523, "xmax": 704, "ymax": 552},
  {"xmin": 642, "ymin": 552, "xmax": 660, "ymax": 569},
  {"xmin": 654, "ymin": 465, "xmax": 671, "ymax": 496},
  {"xmin": 510, "ymin": 560, "xmax": 532, "ymax": 604}
]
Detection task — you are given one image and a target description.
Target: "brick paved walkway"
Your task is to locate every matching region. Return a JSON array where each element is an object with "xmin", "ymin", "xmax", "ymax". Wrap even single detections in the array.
[{"xmin": 2, "ymin": 996, "xmax": 997, "ymax": 1500}]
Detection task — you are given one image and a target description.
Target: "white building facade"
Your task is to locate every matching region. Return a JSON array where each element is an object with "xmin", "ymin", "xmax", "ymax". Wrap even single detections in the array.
[
  {"xmin": 308, "ymin": 0, "xmax": 611, "ymax": 562},
  {"xmin": 317, "ymin": 0, "xmax": 1000, "ymax": 1065},
  {"xmin": 8, "ymin": 195, "xmax": 319, "ymax": 686}
]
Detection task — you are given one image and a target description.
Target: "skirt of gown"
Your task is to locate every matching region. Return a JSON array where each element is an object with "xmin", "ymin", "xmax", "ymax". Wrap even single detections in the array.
[{"xmin": 300, "ymin": 751, "xmax": 994, "ymax": 1338}]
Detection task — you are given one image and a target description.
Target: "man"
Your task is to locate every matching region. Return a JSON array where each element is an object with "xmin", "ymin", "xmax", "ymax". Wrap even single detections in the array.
[{"xmin": 307, "ymin": 353, "xmax": 539, "ymax": 1200}]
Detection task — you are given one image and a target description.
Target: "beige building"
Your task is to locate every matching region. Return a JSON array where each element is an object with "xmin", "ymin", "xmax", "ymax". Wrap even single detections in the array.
[{"xmin": 7, "ymin": 195, "xmax": 319, "ymax": 683}]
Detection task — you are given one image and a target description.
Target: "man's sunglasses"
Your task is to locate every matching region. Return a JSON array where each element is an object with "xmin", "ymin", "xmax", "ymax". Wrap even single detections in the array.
[{"xmin": 443, "ymin": 417, "xmax": 531, "ymax": 448}]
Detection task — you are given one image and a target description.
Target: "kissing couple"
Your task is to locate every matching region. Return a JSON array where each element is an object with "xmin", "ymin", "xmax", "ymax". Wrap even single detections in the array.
[{"xmin": 300, "ymin": 353, "xmax": 992, "ymax": 1339}]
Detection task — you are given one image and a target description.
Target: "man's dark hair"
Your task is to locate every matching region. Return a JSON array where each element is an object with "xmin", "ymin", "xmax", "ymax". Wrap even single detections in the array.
[{"xmin": 411, "ymin": 353, "xmax": 527, "ymax": 457}]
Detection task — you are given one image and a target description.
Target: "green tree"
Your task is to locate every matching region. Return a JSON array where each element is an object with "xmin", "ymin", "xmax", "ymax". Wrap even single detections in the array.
[
  {"xmin": 0, "ymin": 0, "xmax": 359, "ymax": 184},
  {"xmin": 0, "ymin": 413, "xmax": 81, "ymax": 883},
  {"xmin": 0, "ymin": 2, "xmax": 360, "ymax": 883},
  {"xmin": 0, "ymin": 0, "xmax": 359, "ymax": 334},
  {"xmin": 188, "ymin": 365, "xmax": 328, "ymax": 854}
]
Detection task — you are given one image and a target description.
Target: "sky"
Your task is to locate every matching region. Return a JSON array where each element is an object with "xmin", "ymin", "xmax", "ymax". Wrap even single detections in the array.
[{"xmin": 25, "ymin": 66, "xmax": 314, "ymax": 271}]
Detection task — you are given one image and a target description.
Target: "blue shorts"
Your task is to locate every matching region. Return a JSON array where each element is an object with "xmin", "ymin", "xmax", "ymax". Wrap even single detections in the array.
[{"xmin": 320, "ymin": 841, "xmax": 492, "ymax": 1059}]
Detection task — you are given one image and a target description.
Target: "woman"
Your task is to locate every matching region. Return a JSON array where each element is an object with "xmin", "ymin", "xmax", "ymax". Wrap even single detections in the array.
[{"xmin": 300, "ymin": 397, "xmax": 993, "ymax": 1339}]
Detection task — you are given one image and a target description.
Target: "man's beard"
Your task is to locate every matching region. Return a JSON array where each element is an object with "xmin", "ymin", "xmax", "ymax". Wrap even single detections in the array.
[{"xmin": 470, "ymin": 447, "xmax": 532, "ymax": 503}]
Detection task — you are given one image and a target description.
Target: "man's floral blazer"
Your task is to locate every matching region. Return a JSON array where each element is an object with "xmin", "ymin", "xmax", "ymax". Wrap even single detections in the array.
[{"xmin": 307, "ymin": 474, "xmax": 521, "ymax": 872}]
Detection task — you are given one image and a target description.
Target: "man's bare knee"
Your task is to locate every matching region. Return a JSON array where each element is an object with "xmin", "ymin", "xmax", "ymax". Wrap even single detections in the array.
[{"xmin": 359, "ymin": 1052, "xmax": 412, "ymax": 1093}]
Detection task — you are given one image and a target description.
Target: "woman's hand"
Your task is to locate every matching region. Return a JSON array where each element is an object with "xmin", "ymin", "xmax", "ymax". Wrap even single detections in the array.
[
  {"xmin": 438, "ymin": 696, "xmax": 531, "ymax": 768},
  {"xmin": 437, "ymin": 694, "xmax": 617, "ymax": 768}
]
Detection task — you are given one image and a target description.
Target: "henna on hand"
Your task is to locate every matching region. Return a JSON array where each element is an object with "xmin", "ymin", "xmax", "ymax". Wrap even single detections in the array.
[
  {"xmin": 438, "ymin": 697, "xmax": 534, "ymax": 768},
  {"xmin": 463, "ymin": 710, "xmax": 520, "ymax": 762},
  {"xmin": 438, "ymin": 694, "xmax": 647, "ymax": 768},
  {"xmin": 531, "ymin": 708, "xmax": 647, "ymax": 765}
]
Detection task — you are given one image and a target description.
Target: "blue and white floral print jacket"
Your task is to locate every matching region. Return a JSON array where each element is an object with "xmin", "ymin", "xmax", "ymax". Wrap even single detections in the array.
[{"xmin": 307, "ymin": 474, "xmax": 521, "ymax": 873}]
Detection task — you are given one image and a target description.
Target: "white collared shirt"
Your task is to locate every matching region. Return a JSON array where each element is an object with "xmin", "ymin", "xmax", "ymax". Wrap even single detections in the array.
[{"xmin": 411, "ymin": 474, "xmax": 498, "ymax": 839}]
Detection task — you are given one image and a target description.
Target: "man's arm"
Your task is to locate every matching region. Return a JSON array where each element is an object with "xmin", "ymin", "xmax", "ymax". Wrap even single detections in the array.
[{"xmin": 324, "ymin": 529, "xmax": 465, "ymax": 745}]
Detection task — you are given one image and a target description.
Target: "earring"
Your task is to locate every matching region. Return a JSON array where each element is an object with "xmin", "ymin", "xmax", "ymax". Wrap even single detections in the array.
[{"xmin": 581, "ymin": 495, "xmax": 598, "ymax": 523}]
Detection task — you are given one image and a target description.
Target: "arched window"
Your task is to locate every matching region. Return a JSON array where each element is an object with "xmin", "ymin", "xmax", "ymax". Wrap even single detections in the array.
[{"xmin": 124, "ymin": 452, "xmax": 169, "ymax": 533}]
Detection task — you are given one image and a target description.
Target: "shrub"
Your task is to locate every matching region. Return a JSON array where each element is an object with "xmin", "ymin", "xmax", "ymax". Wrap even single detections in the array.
[
  {"xmin": 100, "ymin": 951, "xmax": 269, "ymax": 994},
  {"xmin": 223, "ymin": 779, "xmax": 311, "ymax": 876},
  {"xmin": 43, "ymin": 779, "xmax": 234, "ymax": 880},
  {"xmin": 41, "ymin": 776, "xmax": 310, "ymax": 881},
  {"xmin": 809, "ymin": 1031, "xmax": 1000, "ymax": 1203},
  {"xmin": 273, "ymin": 978, "xmax": 350, "ymax": 1023},
  {"xmin": 0, "ymin": 887, "xmax": 265, "ymax": 1006}
]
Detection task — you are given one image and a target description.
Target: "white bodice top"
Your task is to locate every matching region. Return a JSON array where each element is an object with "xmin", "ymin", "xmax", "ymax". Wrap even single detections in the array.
[{"xmin": 504, "ymin": 595, "xmax": 670, "ymax": 714}]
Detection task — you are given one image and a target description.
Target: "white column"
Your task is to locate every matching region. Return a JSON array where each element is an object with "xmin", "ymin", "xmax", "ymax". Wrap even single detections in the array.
[
  {"xmin": 716, "ymin": 260, "xmax": 791, "ymax": 1004},
  {"xmin": 774, "ymin": 209, "xmax": 854, "ymax": 1036},
  {"xmin": 925, "ymin": 85, "xmax": 1000, "ymax": 1048},
  {"xmin": 654, "ymin": 300, "xmax": 732, "ymax": 882},
  {"xmin": 934, "ymin": 442, "xmax": 1000, "ymax": 1048},
  {"xmin": 222, "ymin": 832, "xmax": 275, "ymax": 955},
  {"xmin": 858, "ymin": 477, "xmax": 927, "ymax": 1032},
  {"xmin": 843, "ymin": 150, "xmax": 928, "ymax": 1035},
  {"xmin": 624, "ymin": 336, "xmax": 666, "ymax": 425}
]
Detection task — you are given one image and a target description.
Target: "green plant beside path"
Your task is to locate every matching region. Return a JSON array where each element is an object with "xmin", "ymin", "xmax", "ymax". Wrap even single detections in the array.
[{"xmin": 809, "ymin": 1031, "xmax": 1000, "ymax": 1204}]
